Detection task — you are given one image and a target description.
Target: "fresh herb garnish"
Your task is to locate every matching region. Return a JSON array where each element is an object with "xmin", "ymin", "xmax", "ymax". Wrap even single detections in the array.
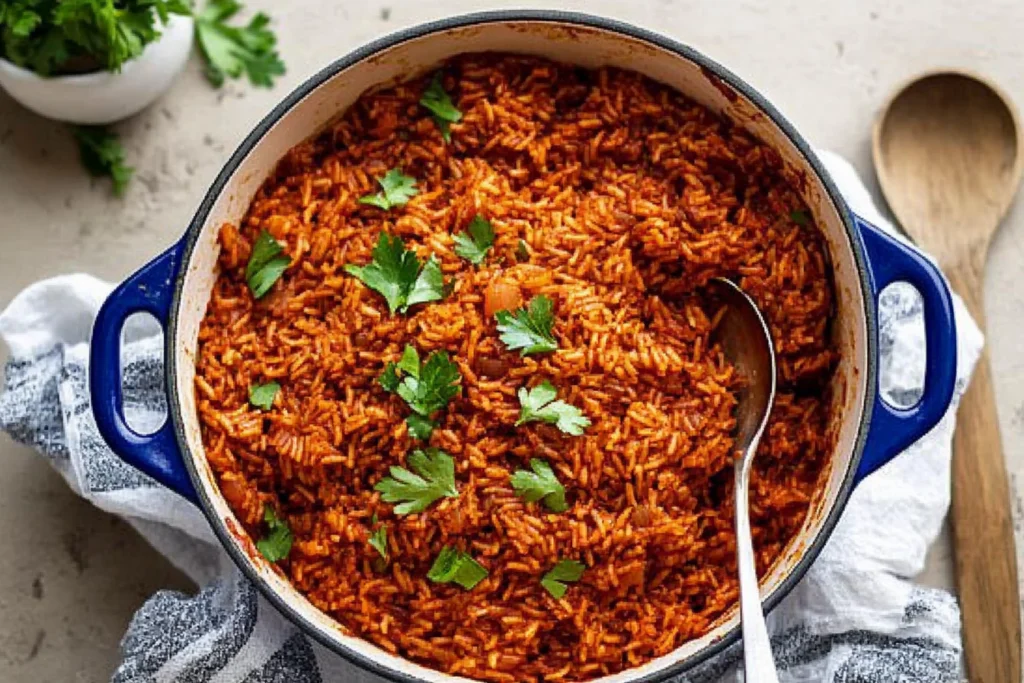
[
  {"xmin": 510, "ymin": 458, "xmax": 568, "ymax": 513},
  {"xmin": 515, "ymin": 239, "xmax": 530, "ymax": 262},
  {"xmin": 245, "ymin": 230, "xmax": 290, "ymax": 299},
  {"xmin": 516, "ymin": 381, "xmax": 590, "ymax": 436},
  {"xmin": 427, "ymin": 546, "xmax": 487, "ymax": 590},
  {"xmin": 419, "ymin": 73, "xmax": 462, "ymax": 143},
  {"xmin": 379, "ymin": 345, "xmax": 461, "ymax": 440},
  {"xmin": 0, "ymin": 0, "xmax": 191, "ymax": 75},
  {"xmin": 496, "ymin": 295, "xmax": 558, "ymax": 355},
  {"xmin": 194, "ymin": 0, "xmax": 285, "ymax": 88},
  {"xmin": 541, "ymin": 559, "xmax": 585, "ymax": 598},
  {"xmin": 790, "ymin": 210, "xmax": 810, "ymax": 226},
  {"xmin": 375, "ymin": 448, "xmax": 458, "ymax": 515},
  {"xmin": 248, "ymin": 381, "xmax": 280, "ymax": 410},
  {"xmin": 453, "ymin": 215, "xmax": 495, "ymax": 265},
  {"xmin": 358, "ymin": 168, "xmax": 419, "ymax": 210},
  {"xmin": 369, "ymin": 525, "xmax": 388, "ymax": 560},
  {"xmin": 256, "ymin": 504, "xmax": 293, "ymax": 562},
  {"xmin": 345, "ymin": 233, "xmax": 444, "ymax": 314},
  {"xmin": 73, "ymin": 126, "xmax": 133, "ymax": 196}
]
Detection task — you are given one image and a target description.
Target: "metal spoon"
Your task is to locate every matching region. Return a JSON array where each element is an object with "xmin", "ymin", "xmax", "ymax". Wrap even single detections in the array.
[
  {"xmin": 872, "ymin": 71, "xmax": 1023, "ymax": 683},
  {"xmin": 709, "ymin": 276, "xmax": 779, "ymax": 682}
]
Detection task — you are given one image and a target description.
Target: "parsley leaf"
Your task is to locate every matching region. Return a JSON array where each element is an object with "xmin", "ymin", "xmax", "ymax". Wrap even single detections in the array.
[
  {"xmin": 256, "ymin": 504, "xmax": 293, "ymax": 562},
  {"xmin": 345, "ymin": 233, "xmax": 445, "ymax": 313},
  {"xmin": 453, "ymin": 215, "xmax": 495, "ymax": 265},
  {"xmin": 790, "ymin": 210, "xmax": 810, "ymax": 226},
  {"xmin": 358, "ymin": 169, "xmax": 418, "ymax": 210},
  {"xmin": 516, "ymin": 381, "xmax": 590, "ymax": 436},
  {"xmin": 406, "ymin": 414, "xmax": 437, "ymax": 441},
  {"xmin": 541, "ymin": 559, "xmax": 585, "ymax": 598},
  {"xmin": 374, "ymin": 448, "xmax": 458, "ymax": 515},
  {"xmin": 249, "ymin": 381, "xmax": 280, "ymax": 410},
  {"xmin": 194, "ymin": 0, "xmax": 285, "ymax": 88},
  {"xmin": 515, "ymin": 239, "xmax": 530, "ymax": 262},
  {"xmin": 380, "ymin": 346, "xmax": 461, "ymax": 440},
  {"xmin": 72, "ymin": 126, "xmax": 133, "ymax": 196},
  {"xmin": 510, "ymin": 458, "xmax": 567, "ymax": 512},
  {"xmin": 496, "ymin": 295, "xmax": 558, "ymax": 355},
  {"xmin": 419, "ymin": 73, "xmax": 462, "ymax": 142},
  {"xmin": 245, "ymin": 230, "xmax": 290, "ymax": 298},
  {"xmin": 427, "ymin": 546, "xmax": 487, "ymax": 590},
  {"xmin": 369, "ymin": 524, "xmax": 388, "ymax": 560}
]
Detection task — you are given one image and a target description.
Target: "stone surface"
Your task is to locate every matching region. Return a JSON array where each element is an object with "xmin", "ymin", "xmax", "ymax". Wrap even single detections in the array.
[{"xmin": 2, "ymin": 0, "xmax": 1024, "ymax": 680}]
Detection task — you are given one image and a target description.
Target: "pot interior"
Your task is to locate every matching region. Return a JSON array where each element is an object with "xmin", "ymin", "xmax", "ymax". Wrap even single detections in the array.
[{"xmin": 172, "ymin": 15, "xmax": 869, "ymax": 683}]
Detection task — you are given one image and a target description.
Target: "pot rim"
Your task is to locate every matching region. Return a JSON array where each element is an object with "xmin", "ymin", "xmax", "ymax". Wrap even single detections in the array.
[{"xmin": 165, "ymin": 10, "xmax": 876, "ymax": 682}]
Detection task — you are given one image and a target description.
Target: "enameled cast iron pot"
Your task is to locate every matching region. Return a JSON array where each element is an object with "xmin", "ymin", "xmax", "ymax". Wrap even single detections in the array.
[{"xmin": 88, "ymin": 11, "xmax": 958, "ymax": 683}]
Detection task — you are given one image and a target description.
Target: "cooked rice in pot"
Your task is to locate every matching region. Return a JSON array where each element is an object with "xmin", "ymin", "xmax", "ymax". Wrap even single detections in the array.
[{"xmin": 195, "ymin": 54, "xmax": 838, "ymax": 682}]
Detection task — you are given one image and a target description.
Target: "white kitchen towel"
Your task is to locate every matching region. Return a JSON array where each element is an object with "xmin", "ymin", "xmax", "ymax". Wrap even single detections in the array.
[{"xmin": 0, "ymin": 151, "xmax": 982, "ymax": 683}]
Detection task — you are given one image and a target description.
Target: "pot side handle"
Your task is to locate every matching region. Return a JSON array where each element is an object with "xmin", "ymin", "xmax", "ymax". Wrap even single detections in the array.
[
  {"xmin": 854, "ymin": 215, "xmax": 958, "ymax": 482},
  {"xmin": 89, "ymin": 241, "xmax": 198, "ymax": 502}
]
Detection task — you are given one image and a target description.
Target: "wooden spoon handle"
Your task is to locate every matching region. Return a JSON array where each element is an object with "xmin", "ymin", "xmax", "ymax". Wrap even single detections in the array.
[{"xmin": 947, "ymin": 265, "xmax": 1021, "ymax": 683}]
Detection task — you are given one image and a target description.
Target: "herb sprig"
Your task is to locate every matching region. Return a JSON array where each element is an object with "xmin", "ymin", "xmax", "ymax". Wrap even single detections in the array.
[
  {"xmin": 419, "ymin": 73, "xmax": 462, "ymax": 143},
  {"xmin": 73, "ymin": 126, "xmax": 133, "ymax": 196},
  {"xmin": 245, "ymin": 230, "xmax": 290, "ymax": 299},
  {"xmin": 256, "ymin": 504, "xmax": 293, "ymax": 562},
  {"xmin": 453, "ymin": 215, "xmax": 495, "ymax": 265},
  {"xmin": 369, "ymin": 525, "xmax": 388, "ymax": 560},
  {"xmin": 541, "ymin": 559, "xmax": 585, "ymax": 598},
  {"xmin": 496, "ymin": 296, "xmax": 557, "ymax": 355},
  {"xmin": 248, "ymin": 381, "xmax": 280, "ymax": 410},
  {"xmin": 375, "ymin": 448, "xmax": 459, "ymax": 515},
  {"xmin": 516, "ymin": 381, "xmax": 590, "ymax": 435},
  {"xmin": 194, "ymin": 0, "xmax": 285, "ymax": 88},
  {"xmin": 510, "ymin": 458, "xmax": 567, "ymax": 513},
  {"xmin": 345, "ymin": 233, "xmax": 445, "ymax": 314},
  {"xmin": 380, "ymin": 345, "xmax": 462, "ymax": 439},
  {"xmin": 358, "ymin": 169, "xmax": 419, "ymax": 210},
  {"xmin": 427, "ymin": 546, "xmax": 487, "ymax": 590}
]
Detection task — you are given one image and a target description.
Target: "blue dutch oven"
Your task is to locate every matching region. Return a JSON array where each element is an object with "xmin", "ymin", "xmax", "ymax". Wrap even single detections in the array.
[{"xmin": 88, "ymin": 11, "xmax": 957, "ymax": 683}]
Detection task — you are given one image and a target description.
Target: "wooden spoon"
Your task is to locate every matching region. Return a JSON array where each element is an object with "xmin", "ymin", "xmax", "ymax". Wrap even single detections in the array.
[{"xmin": 873, "ymin": 71, "xmax": 1024, "ymax": 683}]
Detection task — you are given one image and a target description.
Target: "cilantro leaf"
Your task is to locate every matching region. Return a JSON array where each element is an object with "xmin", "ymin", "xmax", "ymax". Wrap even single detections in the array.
[
  {"xmin": 249, "ymin": 381, "xmax": 280, "ymax": 410},
  {"xmin": 406, "ymin": 414, "xmax": 437, "ymax": 441},
  {"xmin": 516, "ymin": 381, "xmax": 590, "ymax": 436},
  {"xmin": 72, "ymin": 126, "xmax": 133, "ymax": 196},
  {"xmin": 540, "ymin": 559, "xmax": 585, "ymax": 598},
  {"xmin": 396, "ymin": 350, "xmax": 461, "ymax": 417},
  {"xmin": 358, "ymin": 169, "xmax": 418, "ymax": 210},
  {"xmin": 379, "ymin": 346, "xmax": 460, "ymax": 440},
  {"xmin": 374, "ymin": 448, "xmax": 458, "ymax": 515},
  {"xmin": 510, "ymin": 458, "xmax": 567, "ymax": 512},
  {"xmin": 496, "ymin": 295, "xmax": 558, "ymax": 355},
  {"xmin": 195, "ymin": 0, "xmax": 285, "ymax": 88},
  {"xmin": 453, "ymin": 215, "xmax": 495, "ymax": 265},
  {"xmin": 344, "ymin": 233, "xmax": 444, "ymax": 313},
  {"xmin": 790, "ymin": 210, "xmax": 810, "ymax": 226},
  {"xmin": 515, "ymin": 239, "xmax": 530, "ymax": 262},
  {"xmin": 256, "ymin": 504, "xmax": 293, "ymax": 562},
  {"xmin": 419, "ymin": 73, "xmax": 462, "ymax": 142},
  {"xmin": 369, "ymin": 524, "xmax": 388, "ymax": 560},
  {"xmin": 427, "ymin": 546, "xmax": 487, "ymax": 590},
  {"xmin": 245, "ymin": 230, "xmax": 290, "ymax": 298}
]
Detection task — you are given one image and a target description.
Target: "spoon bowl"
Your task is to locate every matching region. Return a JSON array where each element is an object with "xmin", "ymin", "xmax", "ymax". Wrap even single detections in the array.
[
  {"xmin": 872, "ymin": 70, "xmax": 1024, "ymax": 683},
  {"xmin": 709, "ymin": 277, "xmax": 778, "ymax": 681}
]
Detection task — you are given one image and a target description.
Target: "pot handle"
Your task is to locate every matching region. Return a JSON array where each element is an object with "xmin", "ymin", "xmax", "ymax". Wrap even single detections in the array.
[
  {"xmin": 854, "ymin": 215, "xmax": 958, "ymax": 482},
  {"xmin": 89, "ymin": 241, "xmax": 198, "ymax": 502}
]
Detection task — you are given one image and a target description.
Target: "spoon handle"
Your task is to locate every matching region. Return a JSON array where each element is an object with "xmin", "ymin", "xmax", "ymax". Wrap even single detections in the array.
[
  {"xmin": 948, "ymin": 263, "xmax": 1021, "ymax": 683},
  {"xmin": 735, "ymin": 459, "xmax": 781, "ymax": 683}
]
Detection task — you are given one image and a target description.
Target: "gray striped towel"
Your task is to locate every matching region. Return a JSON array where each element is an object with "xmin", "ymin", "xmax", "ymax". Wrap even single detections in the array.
[{"xmin": 0, "ymin": 151, "xmax": 980, "ymax": 682}]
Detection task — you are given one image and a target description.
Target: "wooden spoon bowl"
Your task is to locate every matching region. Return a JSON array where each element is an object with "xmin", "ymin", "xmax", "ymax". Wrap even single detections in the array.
[{"xmin": 873, "ymin": 70, "xmax": 1024, "ymax": 683}]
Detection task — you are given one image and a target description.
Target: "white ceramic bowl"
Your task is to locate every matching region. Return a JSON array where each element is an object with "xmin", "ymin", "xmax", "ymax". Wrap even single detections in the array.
[
  {"xmin": 88, "ymin": 11, "xmax": 959, "ymax": 683},
  {"xmin": 0, "ymin": 14, "xmax": 193, "ymax": 125}
]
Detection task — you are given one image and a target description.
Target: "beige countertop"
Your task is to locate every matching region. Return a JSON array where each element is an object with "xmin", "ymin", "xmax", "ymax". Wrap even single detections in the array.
[{"xmin": 2, "ymin": 0, "xmax": 1023, "ymax": 680}]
